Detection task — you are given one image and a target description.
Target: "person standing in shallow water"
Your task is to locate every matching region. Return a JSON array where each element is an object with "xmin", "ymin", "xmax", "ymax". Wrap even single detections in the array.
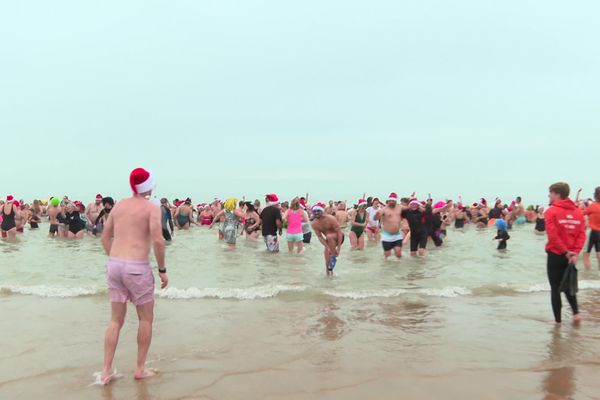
[
  {"xmin": 311, "ymin": 203, "xmax": 344, "ymax": 276},
  {"xmin": 545, "ymin": 182, "xmax": 586, "ymax": 325},
  {"xmin": 99, "ymin": 168, "xmax": 168, "ymax": 384}
]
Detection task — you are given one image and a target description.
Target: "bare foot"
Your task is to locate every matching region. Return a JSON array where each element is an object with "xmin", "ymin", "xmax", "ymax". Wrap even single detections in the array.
[
  {"xmin": 573, "ymin": 314, "xmax": 582, "ymax": 326},
  {"xmin": 97, "ymin": 370, "xmax": 120, "ymax": 386},
  {"xmin": 134, "ymin": 369, "xmax": 158, "ymax": 380}
]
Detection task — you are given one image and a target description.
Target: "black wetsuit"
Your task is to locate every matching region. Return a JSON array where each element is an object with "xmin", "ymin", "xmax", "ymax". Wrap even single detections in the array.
[
  {"xmin": 494, "ymin": 229, "xmax": 510, "ymax": 250},
  {"xmin": 430, "ymin": 213, "xmax": 444, "ymax": 247},
  {"xmin": 66, "ymin": 211, "xmax": 85, "ymax": 234},
  {"xmin": 402, "ymin": 209, "xmax": 428, "ymax": 252},
  {"xmin": 454, "ymin": 218, "xmax": 465, "ymax": 228},
  {"xmin": 547, "ymin": 251, "xmax": 578, "ymax": 323},
  {"xmin": 1, "ymin": 205, "xmax": 16, "ymax": 231}
]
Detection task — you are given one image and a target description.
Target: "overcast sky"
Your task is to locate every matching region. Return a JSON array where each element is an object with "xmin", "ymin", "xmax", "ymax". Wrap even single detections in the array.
[{"xmin": 1, "ymin": 1, "xmax": 598, "ymax": 205}]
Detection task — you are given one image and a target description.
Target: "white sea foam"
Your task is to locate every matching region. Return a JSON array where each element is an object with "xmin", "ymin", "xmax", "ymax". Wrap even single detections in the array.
[
  {"xmin": 324, "ymin": 286, "xmax": 472, "ymax": 299},
  {"xmin": 157, "ymin": 284, "xmax": 307, "ymax": 300},
  {"xmin": 0, "ymin": 285, "xmax": 101, "ymax": 298}
]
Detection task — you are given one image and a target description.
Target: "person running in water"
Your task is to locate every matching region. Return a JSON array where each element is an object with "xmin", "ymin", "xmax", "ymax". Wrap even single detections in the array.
[
  {"xmin": 365, "ymin": 198, "xmax": 382, "ymax": 241},
  {"xmin": 583, "ymin": 186, "xmax": 600, "ymax": 269},
  {"xmin": 260, "ymin": 194, "xmax": 282, "ymax": 253},
  {"xmin": 545, "ymin": 182, "xmax": 585, "ymax": 325},
  {"xmin": 402, "ymin": 199, "xmax": 451, "ymax": 257},
  {"xmin": 160, "ymin": 198, "xmax": 174, "ymax": 241},
  {"xmin": 1, "ymin": 195, "xmax": 18, "ymax": 241},
  {"xmin": 211, "ymin": 198, "xmax": 245, "ymax": 249},
  {"xmin": 100, "ymin": 167, "xmax": 168, "ymax": 384},
  {"xmin": 311, "ymin": 203, "xmax": 344, "ymax": 276},
  {"xmin": 349, "ymin": 199, "xmax": 368, "ymax": 250},
  {"xmin": 284, "ymin": 197, "xmax": 308, "ymax": 254},
  {"xmin": 375, "ymin": 193, "xmax": 404, "ymax": 259}
]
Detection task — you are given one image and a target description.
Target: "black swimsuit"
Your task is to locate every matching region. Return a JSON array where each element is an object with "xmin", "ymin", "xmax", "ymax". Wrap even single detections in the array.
[
  {"xmin": 1, "ymin": 205, "xmax": 16, "ymax": 231},
  {"xmin": 66, "ymin": 211, "xmax": 86, "ymax": 234}
]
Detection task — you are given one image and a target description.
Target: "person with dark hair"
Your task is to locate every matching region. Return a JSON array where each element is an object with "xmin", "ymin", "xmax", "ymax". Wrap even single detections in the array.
[
  {"xmin": 545, "ymin": 182, "xmax": 586, "ymax": 325},
  {"xmin": 92, "ymin": 197, "xmax": 115, "ymax": 235},
  {"xmin": 583, "ymin": 186, "xmax": 600, "ymax": 269}
]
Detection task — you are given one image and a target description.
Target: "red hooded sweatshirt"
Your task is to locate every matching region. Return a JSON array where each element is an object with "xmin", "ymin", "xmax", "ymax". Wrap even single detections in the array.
[{"xmin": 545, "ymin": 198, "xmax": 586, "ymax": 255}]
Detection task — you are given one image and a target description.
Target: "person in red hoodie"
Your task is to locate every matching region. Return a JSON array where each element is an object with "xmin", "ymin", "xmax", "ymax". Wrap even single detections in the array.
[{"xmin": 545, "ymin": 182, "xmax": 586, "ymax": 325}]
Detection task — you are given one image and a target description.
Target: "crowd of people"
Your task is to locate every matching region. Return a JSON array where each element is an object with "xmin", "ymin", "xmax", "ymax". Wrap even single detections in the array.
[
  {"xmin": 2, "ymin": 186, "xmax": 600, "ymax": 273},
  {"xmin": 2, "ymin": 168, "xmax": 599, "ymax": 384}
]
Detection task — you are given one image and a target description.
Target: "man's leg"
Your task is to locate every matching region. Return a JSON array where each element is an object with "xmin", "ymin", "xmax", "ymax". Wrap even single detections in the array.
[
  {"xmin": 134, "ymin": 301, "xmax": 156, "ymax": 379},
  {"xmin": 393, "ymin": 242, "xmax": 402, "ymax": 258},
  {"xmin": 102, "ymin": 302, "xmax": 127, "ymax": 382}
]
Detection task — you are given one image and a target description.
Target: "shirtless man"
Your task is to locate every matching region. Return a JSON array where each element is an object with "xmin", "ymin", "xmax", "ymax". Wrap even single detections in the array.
[
  {"xmin": 14, "ymin": 202, "xmax": 26, "ymax": 233},
  {"xmin": 335, "ymin": 202, "xmax": 349, "ymax": 228},
  {"xmin": 375, "ymin": 193, "xmax": 405, "ymax": 259},
  {"xmin": 99, "ymin": 168, "xmax": 168, "ymax": 384},
  {"xmin": 311, "ymin": 203, "xmax": 344, "ymax": 276},
  {"xmin": 48, "ymin": 197, "xmax": 61, "ymax": 237},
  {"xmin": 86, "ymin": 194, "xmax": 104, "ymax": 231}
]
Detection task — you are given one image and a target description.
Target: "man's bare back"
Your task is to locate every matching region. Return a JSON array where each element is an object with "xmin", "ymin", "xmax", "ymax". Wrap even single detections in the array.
[{"xmin": 102, "ymin": 197, "xmax": 163, "ymax": 262}]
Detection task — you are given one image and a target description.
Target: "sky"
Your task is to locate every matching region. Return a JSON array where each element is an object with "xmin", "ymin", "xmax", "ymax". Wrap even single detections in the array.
[{"xmin": 1, "ymin": 1, "xmax": 599, "ymax": 205}]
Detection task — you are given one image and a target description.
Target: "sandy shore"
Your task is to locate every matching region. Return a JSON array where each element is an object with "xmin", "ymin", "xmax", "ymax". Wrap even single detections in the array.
[{"xmin": 2, "ymin": 289, "xmax": 600, "ymax": 400}]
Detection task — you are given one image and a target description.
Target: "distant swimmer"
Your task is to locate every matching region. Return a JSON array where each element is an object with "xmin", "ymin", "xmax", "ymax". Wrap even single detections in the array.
[
  {"xmin": 99, "ymin": 167, "xmax": 168, "ymax": 384},
  {"xmin": 311, "ymin": 203, "xmax": 343, "ymax": 276},
  {"xmin": 349, "ymin": 199, "xmax": 368, "ymax": 250},
  {"xmin": 1, "ymin": 195, "xmax": 19, "ymax": 241},
  {"xmin": 493, "ymin": 217, "xmax": 510, "ymax": 250},
  {"xmin": 284, "ymin": 197, "xmax": 308, "ymax": 254},
  {"xmin": 583, "ymin": 186, "xmax": 600, "ymax": 269}
]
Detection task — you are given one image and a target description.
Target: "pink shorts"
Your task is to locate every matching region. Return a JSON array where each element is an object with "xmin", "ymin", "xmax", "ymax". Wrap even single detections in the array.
[{"xmin": 106, "ymin": 257, "xmax": 155, "ymax": 306}]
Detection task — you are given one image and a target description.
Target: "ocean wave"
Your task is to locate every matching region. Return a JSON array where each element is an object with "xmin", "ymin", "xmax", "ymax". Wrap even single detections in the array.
[
  {"xmin": 0, "ymin": 285, "xmax": 102, "ymax": 298},
  {"xmin": 157, "ymin": 284, "xmax": 307, "ymax": 300},
  {"xmin": 324, "ymin": 286, "xmax": 472, "ymax": 299}
]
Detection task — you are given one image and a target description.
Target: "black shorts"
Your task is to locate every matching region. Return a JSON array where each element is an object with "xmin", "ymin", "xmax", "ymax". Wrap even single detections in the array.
[
  {"xmin": 410, "ymin": 232, "xmax": 428, "ymax": 252},
  {"xmin": 49, "ymin": 224, "xmax": 58, "ymax": 234},
  {"xmin": 587, "ymin": 230, "xmax": 600, "ymax": 253},
  {"xmin": 382, "ymin": 239, "xmax": 403, "ymax": 251},
  {"xmin": 303, "ymin": 232, "xmax": 312, "ymax": 244}
]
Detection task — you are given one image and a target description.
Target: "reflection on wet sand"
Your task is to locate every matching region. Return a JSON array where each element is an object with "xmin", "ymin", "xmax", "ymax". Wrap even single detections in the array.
[{"xmin": 541, "ymin": 327, "xmax": 575, "ymax": 400}]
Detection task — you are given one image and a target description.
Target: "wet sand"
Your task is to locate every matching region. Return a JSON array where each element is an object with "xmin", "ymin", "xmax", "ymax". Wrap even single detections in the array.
[{"xmin": 2, "ymin": 289, "xmax": 600, "ymax": 400}]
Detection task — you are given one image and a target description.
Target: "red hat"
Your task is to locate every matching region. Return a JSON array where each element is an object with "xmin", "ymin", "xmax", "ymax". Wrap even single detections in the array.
[
  {"xmin": 387, "ymin": 192, "xmax": 398, "ymax": 202},
  {"xmin": 13, "ymin": 200, "xmax": 21, "ymax": 208},
  {"xmin": 480, "ymin": 198, "xmax": 488, "ymax": 206},
  {"xmin": 358, "ymin": 199, "xmax": 368, "ymax": 207},
  {"xmin": 311, "ymin": 203, "xmax": 326, "ymax": 212},
  {"xmin": 265, "ymin": 193, "xmax": 279, "ymax": 204},
  {"xmin": 299, "ymin": 199, "xmax": 307, "ymax": 209},
  {"xmin": 96, "ymin": 194, "xmax": 103, "ymax": 199},
  {"xmin": 6, "ymin": 195, "xmax": 14, "ymax": 201},
  {"xmin": 130, "ymin": 168, "xmax": 156, "ymax": 194}
]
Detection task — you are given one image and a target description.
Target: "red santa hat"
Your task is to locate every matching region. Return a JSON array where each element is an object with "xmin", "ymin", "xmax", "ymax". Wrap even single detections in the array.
[
  {"xmin": 311, "ymin": 203, "xmax": 326, "ymax": 213},
  {"xmin": 299, "ymin": 199, "xmax": 307, "ymax": 209},
  {"xmin": 6, "ymin": 195, "xmax": 14, "ymax": 202},
  {"xmin": 409, "ymin": 199, "xmax": 421, "ymax": 207},
  {"xmin": 265, "ymin": 193, "xmax": 279, "ymax": 205},
  {"xmin": 129, "ymin": 168, "xmax": 156, "ymax": 194},
  {"xmin": 358, "ymin": 199, "xmax": 368, "ymax": 207},
  {"xmin": 480, "ymin": 198, "xmax": 488, "ymax": 206},
  {"xmin": 387, "ymin": 192, "xmax": 398, "ymax": 202},
  {"xmin": 96, "ymin": 194, "xmax": 103, "ymax": 200}
]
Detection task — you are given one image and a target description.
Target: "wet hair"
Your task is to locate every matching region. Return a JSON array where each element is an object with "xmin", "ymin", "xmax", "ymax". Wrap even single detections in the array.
[
  {"xmin": 185, "ymin": 198, "xmax": 192, "ymax": 205},
  {"xmin": 102, "ymin": 197, "xmax": 115, "ymax": 206},
  {"xmin": 238, "ymin": 201, "xmax": 245, "ymax": 207},
  {"xmin": 549, "ymin": 182, "xmax": 570, "ymax": 200},
  {"xmin": 595, "ymin": 187, "xmax": 600, "ymax": 202},
  {"xmin": 245, "ymin": 202, "xmax": 256, "ymax": 212},
  {"xmin": 400, "ymin": 197, "xmax": 409, "ymax": 205}
]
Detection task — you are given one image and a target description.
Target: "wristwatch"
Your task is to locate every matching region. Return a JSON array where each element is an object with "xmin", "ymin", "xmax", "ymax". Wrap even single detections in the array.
[{"xmin": 158, "ymin": 267, "xmax": 167, "ymax": 273}]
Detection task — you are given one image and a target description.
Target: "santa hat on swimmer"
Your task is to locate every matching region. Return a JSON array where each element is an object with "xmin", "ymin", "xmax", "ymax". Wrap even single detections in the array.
[
  {"xmin": 386, "ymin": 192, "xmax": 398, "ymax": 203},
  {"xmin": 265, "ymin": 193, "xmax": 279, "ymax": 206},
  {"xmin": 130, "ymin": 168, "xmax": 156, "ymax": 195},
  {"xmin": 357, "ymin": 198, "xmax": 368, "ymax": 208},
  {"xmin": 311, "ymin": 202, "xmax": 326, "ymax": 213},
  {"xmin": 6, "ymin": 195, "xmax": 14, "ymax": 202}
]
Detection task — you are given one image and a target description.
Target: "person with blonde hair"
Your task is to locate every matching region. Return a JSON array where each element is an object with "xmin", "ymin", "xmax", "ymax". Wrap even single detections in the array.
[
  {"xmin": 211, "ymin": 198, "xmax": 245, "ymax": 249},
  {"xmin": 284, "ymin": 197, "xmax": 308, "ymax": 254}
]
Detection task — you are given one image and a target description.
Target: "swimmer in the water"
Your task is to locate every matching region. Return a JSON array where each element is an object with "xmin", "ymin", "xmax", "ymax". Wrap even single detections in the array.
[
  {"xmin": 493, "ymin": 217, "xmax": 510, "ymax": 250},
  {"xmin": 365, "ymin": 198, "xmax": 382, "ymax": 242},
  {"xmin": 349, "ymin": 199, "xmax": 368, "ymax": 250},
  {"xmin": 375, "ymin": 193, "xmax": 405, "ymax": 259},
  {"xmin": 311, "ymin": 203, "xmax": 343, "ymax": 276}
]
